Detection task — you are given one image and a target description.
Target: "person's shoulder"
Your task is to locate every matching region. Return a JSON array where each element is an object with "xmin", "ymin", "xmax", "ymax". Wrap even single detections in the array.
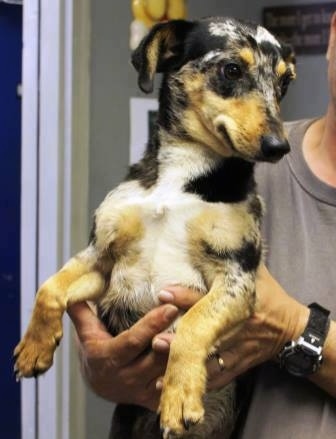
[{"xmin": 284, "ymin": 118, "xmax": 316, "ymax": 138}]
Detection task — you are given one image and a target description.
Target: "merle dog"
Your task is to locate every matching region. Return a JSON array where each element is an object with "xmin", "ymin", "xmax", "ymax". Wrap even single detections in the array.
[{"xmin": 14, "ymin": 16, "xmax": 295, "ymax": 439}]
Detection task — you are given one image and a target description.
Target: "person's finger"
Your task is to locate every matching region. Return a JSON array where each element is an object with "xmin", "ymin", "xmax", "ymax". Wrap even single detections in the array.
[
  {"xmin": 108, "ymin": 304, "xmax": 179, "ymax": 367},
  {"xmin": 152, "ymin": 332, "xmax": 174, "ymax": 353},
  {"xmin": 124, "ymin": 349, "xmax": 169, "ymax": 385},
  {"xmin": 158, "ymin": 285, "xmax": 203, "ymax": 310},
  {"xmin": 206, "ymin": 353, "xmax": 238, "ymax": 390},
  {"xmin": 67, "ymin": 302, "xmax": 110, "ymax": 343},
  {"xmin": 155, "ymin": 376, "xmax": 164, "ymax": 391}
]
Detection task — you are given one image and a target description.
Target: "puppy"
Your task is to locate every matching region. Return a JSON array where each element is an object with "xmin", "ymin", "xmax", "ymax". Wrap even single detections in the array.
[{"xmin": 14, "ymin": 16, "xmax": 295, "ymax": 439}]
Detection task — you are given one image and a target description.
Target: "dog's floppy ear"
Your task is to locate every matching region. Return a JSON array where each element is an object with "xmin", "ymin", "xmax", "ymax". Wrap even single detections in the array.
[
  {"xmin": 131, "ymin": 19, "xmax": 195, "ymax": 93},
  {"xmin": 281, "ymin": 42, "xmax": 296, "ymax": 77}
]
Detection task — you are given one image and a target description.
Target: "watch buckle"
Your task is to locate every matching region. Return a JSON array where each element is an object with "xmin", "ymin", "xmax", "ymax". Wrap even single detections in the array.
[{"xmin": 297, "ymin": 336, "xmax": 322, "ymax": 356}]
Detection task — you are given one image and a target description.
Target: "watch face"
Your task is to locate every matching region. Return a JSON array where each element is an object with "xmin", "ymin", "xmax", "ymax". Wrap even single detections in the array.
[{"xmin": 286, "ymin": 351, "xmax": 317, "ymax": 376}]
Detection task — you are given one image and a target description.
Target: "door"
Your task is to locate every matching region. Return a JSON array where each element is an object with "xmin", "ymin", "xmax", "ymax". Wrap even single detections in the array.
[{"xmin": 0, "ymin": 2, "xmax": 22, "ymax": 438}]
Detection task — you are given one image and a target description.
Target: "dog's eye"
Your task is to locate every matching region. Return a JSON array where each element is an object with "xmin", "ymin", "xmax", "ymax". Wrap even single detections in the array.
[{"xmin": 222, "ymin": 63, "xmax": 242, "ymax": 80}]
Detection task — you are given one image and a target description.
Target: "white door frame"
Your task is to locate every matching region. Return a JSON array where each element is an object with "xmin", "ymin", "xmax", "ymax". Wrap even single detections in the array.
[{"xmin": 21, "ymin": 1, "xmax": 90, "ymax": 438}]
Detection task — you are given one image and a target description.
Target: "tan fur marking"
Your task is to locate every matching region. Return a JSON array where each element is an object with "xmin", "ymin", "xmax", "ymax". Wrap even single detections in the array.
[
  {"xmin": 189, "ymin": 206, "xmax": 255, "ymax": 251},
  {"xmin": 182, "ymin": 108, "xmax": 232, "ymax": 157},
  {"xmin": 147, "ymin": 35, "xmax": 161, "ymax": 81},
  {"xmin": 111, "ymin": 206, "xmax": 144, "ymax": 256},
  {"xmin": 202, "ymin": 91, "xmax": 268, "ymax": 156},
  {"xmin": 288, "ymin": 63, "xmax": 296, "ymax": 79},
  {"xmin": 147, "ymin": 28, "xmax": 176, "ymax": 82},
  {"xmin": 159, "ymin": 272, "xmax": 255, "ymax": 434},
  {"xmin": 276, "ymin": 60, "xmax": 287, "ymax": 76},
  {"xmin": 182, "ymin": 69, "xmax": 204, "ymax": 95},
  {"xmin": 43, "ymin": 258, "xmax": 92, "ymax": 307},
  {"xmin": 180, "ymin": 65, "xmax": 273, "ymax": 158},
  {"xmin": 181, "ymin": 69, "xmax": 234, "ymax": 156},
  {"xmin": 14, "ymin": 250, "xmax": 105, "ymax": 377},
  {"xmin": 239, "ymin": 47, "xmax": 255, "ymax": 66},
  {"xmin": 66, "ymin": 271, "xmax": 105, "ymax": 305},
  {"xmin": 187, "ymin": 205, "xmax": 260, "ymax": 288},
  {"xmin": 95, "ymin": 205, "xmax": 144, "ymax": 254}
]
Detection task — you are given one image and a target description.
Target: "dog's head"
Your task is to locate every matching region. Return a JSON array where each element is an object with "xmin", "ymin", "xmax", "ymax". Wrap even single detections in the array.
[{"xmin": 132, "ymin": 17, "xmax": 296, "ymax": 163}]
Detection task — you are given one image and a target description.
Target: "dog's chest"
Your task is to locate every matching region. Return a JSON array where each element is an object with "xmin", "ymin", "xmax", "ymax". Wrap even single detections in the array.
[
  {"xmin": 97, "ymin": 180, "xmax": 209, "ymax": 285},
  {"xmin": 96, "ymin": 180, "xmax": 259, "ymax": 333}
]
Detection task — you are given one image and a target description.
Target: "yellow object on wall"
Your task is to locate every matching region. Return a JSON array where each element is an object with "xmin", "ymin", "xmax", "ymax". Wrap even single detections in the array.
[{"xmin": 130, "ymin": 0, "xmax": 187, "ymax": 50}]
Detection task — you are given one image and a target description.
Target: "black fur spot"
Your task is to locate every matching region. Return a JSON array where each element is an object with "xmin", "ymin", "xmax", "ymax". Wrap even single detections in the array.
[
  {"xmin": 203, "ymin": 241, "xmax": 228, "ymax": 260},
  {"xmin": 248, "ymin": 196, "xmax": 263, "ymax": 221},
  {"xmin": 202, "ymin": 239, "xmax": 261, "ymax": 273},
  {"xmin": 233, "ymin": 240, "xmax": 261, "ymax": 272},
  {"xmin": 209, "ymin": 61, "xmax": 256, "ymax": 99},
  {"xmin": 184, "ymin": 158, "xmax": 255, "ymax": 203},
  {"xmin": 126, "ymin": 133, "xmax": 160, "ymax": 189},
  {"xmin": 98, "ymin": 303, "xmax": 143, "ymax": 336},
  {"xmin": 89, "ymin": 216, "xmax": 97, "ymax": 245},
  {"xmin": 158, "ymin": 75, "xmax": 189, "ymax": 134},
  {"xmin": 184, "ymin": 29, "xmax": 228, "ymax": 62}
]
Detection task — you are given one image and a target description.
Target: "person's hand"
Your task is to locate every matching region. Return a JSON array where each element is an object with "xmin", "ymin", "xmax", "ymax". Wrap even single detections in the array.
[
  {"xmin": 154, "ymin": 265, "xmax": 309, "ymax": 390},
  {"xmin": 67, "ymin": 302, "xmax": 179, "ymax": 411}
]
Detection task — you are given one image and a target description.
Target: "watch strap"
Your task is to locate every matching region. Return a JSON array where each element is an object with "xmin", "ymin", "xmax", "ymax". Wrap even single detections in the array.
[
  {"xmin": 278, "ymin": 302, "xmax": 331, "ymax": 376},
  {"xmin": 301, "ymin": 302, "xmax": 330, "ymax": 348}
]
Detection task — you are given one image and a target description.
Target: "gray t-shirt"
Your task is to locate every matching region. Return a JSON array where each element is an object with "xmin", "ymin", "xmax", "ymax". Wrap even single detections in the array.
[{"xmin": 237, "ymin": 119, "xmax": 336, "ymax": 438}]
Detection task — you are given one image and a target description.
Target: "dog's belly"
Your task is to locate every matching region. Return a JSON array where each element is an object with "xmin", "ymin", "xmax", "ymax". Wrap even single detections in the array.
[
  {"xmin": 95, "ymin": 180, "xmax": 260, "ymax": 334},
  {"xmin": 97, "ymin": 197, "xmax": 208, "ymax": 334}
]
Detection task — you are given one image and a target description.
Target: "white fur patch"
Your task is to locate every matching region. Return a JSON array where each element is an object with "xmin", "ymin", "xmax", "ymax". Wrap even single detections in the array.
[
  {"xmin": 100, "ymin": 177, "xmax": 208, "ymax": 309},
  {"xmin": 209, "ymin": 22, "xmax": 281, "ymax": 51},
  {"xmin": 209, "ymin": 21, "xmax": 237, "ymax": 39},
  {"xmin": 255, "ymin": 26, "xmax": 281, "ymax": 47},
  {"xmin": 201, "ymin": 49, "xmax": 223, "ymax": 64}
]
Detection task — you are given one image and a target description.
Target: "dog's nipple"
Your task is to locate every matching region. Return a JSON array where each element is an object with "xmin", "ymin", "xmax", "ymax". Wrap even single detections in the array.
[{"xmin": 154, "ymin": 204, "xmax": 167, "ymax": 219}]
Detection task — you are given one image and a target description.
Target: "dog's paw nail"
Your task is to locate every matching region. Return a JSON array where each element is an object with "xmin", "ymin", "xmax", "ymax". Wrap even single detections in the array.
[
  {"xmin": 183, "ymin": 418, "xmax": 194, "ymax": 430},
  {"xmin": 160, "ymin": 427, "xmax": 171, "ymax": 439}
]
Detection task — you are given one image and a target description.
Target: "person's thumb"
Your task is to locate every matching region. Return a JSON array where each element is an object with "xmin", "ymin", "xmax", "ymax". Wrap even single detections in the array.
[
  {"xmin": 67, "ymin": 302, "xmax": 110, "ymax": 343},
  {"xmin": 158, "ymin": 285, "xmax": 202, "ymax": 310}
]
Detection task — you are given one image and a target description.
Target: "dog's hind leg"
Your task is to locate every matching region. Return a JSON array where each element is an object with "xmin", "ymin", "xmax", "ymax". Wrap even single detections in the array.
[
  {"xmin": 158, "ymin": 267, "xmax": 256, "ymax": 438},
  {"xmin": 14, "ymin": 246, "xmax": 106, "ymax": 378}
]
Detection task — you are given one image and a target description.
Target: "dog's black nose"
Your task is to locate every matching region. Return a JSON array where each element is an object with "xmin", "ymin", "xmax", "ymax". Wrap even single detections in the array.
[{"xmin": 261, "ymin": 135, "xmax": 290, "ymax": 161}]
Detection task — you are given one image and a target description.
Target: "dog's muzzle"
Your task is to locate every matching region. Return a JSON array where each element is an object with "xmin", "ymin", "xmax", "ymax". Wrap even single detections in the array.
[{"xmin": 260, "ymin": 135, "xmax": 290, "ymax": 162}]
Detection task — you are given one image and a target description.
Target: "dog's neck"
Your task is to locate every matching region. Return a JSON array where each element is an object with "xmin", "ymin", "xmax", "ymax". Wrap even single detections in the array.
[
  {"xmin": 126, "ymin": 127, "xmax": 256, "ymax": 204},
  {"xmin": 158, "ymin": 131, "xmax": 221, "ymax": 180},
  {"xmin": 158, "ymin": 130, "xmax": 255, "ymax": 203}
]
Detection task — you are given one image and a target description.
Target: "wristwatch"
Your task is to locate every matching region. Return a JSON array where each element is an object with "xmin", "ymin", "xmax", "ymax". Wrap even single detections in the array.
[{"xmin": 278, "ymin": 302, "xmax": 330, "ymax": 377}]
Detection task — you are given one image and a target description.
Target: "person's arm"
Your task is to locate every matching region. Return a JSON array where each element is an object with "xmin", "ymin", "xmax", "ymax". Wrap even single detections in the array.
[
  {"xmin": 309, "ymin": 320, "xmax": 336, "ymax": 396},
  {"xmin": 156, "ymin": 265, "xmax": 336, "ymax": 398},
  {"xmin": 67, "ymin": 302, "xmax": 178, "ymax": 411}
]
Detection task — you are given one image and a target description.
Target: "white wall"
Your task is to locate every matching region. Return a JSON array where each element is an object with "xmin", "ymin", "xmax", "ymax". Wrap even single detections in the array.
[{"xmin": 86, "ymin": 1, "xmax": 333, "ymax": 437}]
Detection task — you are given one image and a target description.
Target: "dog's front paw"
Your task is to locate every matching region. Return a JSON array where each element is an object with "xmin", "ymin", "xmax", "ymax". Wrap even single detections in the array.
[
  {"xmin": 14, "ymin": 317, "xmax": 63, "ymax": 379},
  {"xmin": 158, "ymin": 365, "xmax": 205, "ymax": 438}
]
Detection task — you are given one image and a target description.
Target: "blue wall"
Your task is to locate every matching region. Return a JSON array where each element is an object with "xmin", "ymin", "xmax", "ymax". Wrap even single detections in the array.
[{"xmin": 0, "ymin": 4, "xmax": 22, "ymax": 438}]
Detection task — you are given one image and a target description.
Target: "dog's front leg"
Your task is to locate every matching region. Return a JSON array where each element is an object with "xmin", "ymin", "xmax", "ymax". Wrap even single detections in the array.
[
  {"xmin": 14, "ymin": 247, "xmax": 106, "ymax": 378},
  {"xmin": 159, "ymin": 267, "xmax": 256, "ymax": 438}
]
